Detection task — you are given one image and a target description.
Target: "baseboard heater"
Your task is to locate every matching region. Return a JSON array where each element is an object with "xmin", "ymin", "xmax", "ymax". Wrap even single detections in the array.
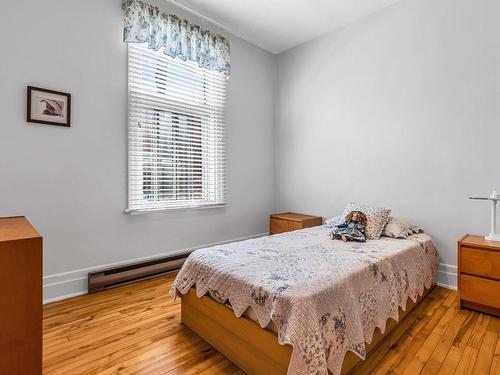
[{"xmin": 88, "ymin": 253, "xmax": 189, "ymax": 293}]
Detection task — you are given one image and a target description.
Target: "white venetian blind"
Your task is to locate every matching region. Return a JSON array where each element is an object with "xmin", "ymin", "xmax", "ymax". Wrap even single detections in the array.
[{"xmin": 126, "ymin": 43, "xmax": 227, "ymax": 213}]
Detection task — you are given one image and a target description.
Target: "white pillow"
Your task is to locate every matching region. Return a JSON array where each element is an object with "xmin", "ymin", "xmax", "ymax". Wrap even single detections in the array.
[
  {"xmin": 382, "ymin": 217, "xmax": 423, "ymax": 239},
  {"xmin": 325, "ymin": 216, "xmax": 342, "ymax": 228},
  {"xmin": 339, "ymin": 202, "xmax": 391, "ymax": 240}
]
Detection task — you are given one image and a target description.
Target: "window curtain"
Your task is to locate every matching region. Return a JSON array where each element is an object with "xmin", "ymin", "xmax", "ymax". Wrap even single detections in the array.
[{"xmin": 122, "ymin": 0, "xmax": 230, "ymax": 76}]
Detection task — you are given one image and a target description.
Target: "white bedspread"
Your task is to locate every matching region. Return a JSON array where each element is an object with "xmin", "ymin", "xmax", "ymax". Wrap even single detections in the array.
[{"xmin": 171, "ymin": 225, "xmax": 439, "ymax": 375}]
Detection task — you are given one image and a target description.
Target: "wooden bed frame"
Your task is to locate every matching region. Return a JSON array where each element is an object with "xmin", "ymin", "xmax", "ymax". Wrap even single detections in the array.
[{"xmin": 181, "ymin": 285, "xmax": 434, "ymax": 375}]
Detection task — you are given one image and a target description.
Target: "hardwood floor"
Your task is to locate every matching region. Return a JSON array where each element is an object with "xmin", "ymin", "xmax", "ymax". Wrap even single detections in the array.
[{"xmin": 43, "ymin": 274, "xmax": 500, "ymax": 375}]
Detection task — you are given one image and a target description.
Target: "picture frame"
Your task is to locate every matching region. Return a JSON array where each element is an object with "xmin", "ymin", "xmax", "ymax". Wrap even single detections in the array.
[{"xmin": 27, "ymin": 86, "xmax": 71, "ymax": 127}]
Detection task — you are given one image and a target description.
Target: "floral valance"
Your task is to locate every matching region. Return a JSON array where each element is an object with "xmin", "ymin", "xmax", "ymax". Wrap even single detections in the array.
[{"xmin": 122, "ymin": 0, "xmax": 230, "ymax": 76}]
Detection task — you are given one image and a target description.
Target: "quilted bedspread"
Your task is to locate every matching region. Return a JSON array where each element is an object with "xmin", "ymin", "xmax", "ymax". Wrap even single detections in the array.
[{"xmin": 171, "ymin": 225, "xmax": 439, "ymax": 375}]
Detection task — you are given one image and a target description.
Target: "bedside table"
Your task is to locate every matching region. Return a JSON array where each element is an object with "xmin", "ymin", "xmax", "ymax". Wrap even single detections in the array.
[
  {"xmin": 458, "ymin": 234, "xmax": 500, "ymax": 317},
  {"xmin": 269, "ymin": 212, "xmax": 322, "ymax": 235}
]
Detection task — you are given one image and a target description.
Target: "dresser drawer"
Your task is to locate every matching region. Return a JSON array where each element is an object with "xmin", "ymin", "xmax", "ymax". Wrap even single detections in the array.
[
  {"xmin": 461, "ymin": 247, "xmax": 500, "ymax": 280},
  {"xmin": 460, "ymin": 274, "xmax": 500, "ymax": 310},
  {"xmin": 270, "ymin": 218, "xmax": 301, "ymax": 234}
]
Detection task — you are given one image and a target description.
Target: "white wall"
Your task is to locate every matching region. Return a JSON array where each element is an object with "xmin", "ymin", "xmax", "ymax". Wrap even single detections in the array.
[
  {"xmin": 2, "ymin": 0, "xmax": 497, "ymax": 300},
  {"xmin": 276, "ymin": 0, "xmax": 500, "ymax": 288},
  {"xmin": 0, "ymin": 0, "xmax": 276, "ymax": 301}
]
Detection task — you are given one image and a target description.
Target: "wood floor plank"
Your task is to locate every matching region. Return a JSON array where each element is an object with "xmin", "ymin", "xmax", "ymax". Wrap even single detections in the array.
[
  {"xmin": 164, "ymin": 352, "xmax": 231, "ymax": 375},
  {"xmin": 370, "ymin": 291, "xmax": 449, "ymax": 375},
  {"xmin": 402, "ymin": 295, "xmax": 460, "ymax": 375},
  {"xmin": 43, "ymin": 275, "xmax": 498, "ymax": 375},
  {"xmin": 473, "ymin": 330, "xmax": 497, "ymax": 375},
  {"xmin": 359, "ymin": 294, "xmax": 441, "ymax": 374},
  {"xmin": 489, "ymin": 336, "xmax": 500, "ymax": 375},
  {"xmin": 436, "ymin": 311, "xmax": 478, "ymax": 375},
  {"xmin": 376, "ymin": 297, "xmax": 452, "ymax": 374},
  {"xmin": 454, "ymin": 314, "xmax": 492, "ymax": 375},
  {"xmin": 420, "ymin": 309, "xmax": 469, "ymax": 375}
]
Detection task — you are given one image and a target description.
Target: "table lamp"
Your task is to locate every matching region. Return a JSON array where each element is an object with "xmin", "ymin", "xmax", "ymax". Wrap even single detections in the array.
[{"xmin": 470, "ymin": 190, "xmax": 500, "ymax": 241}]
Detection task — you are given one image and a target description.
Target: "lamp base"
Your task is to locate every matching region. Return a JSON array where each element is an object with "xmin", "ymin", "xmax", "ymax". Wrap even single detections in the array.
[{"xmin": 485, "ymin": 233, "xmax": 500, "ymax": 242}]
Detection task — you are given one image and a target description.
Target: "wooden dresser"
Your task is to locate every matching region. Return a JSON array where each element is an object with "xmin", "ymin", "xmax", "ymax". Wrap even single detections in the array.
[
  {"xmin": 269, "ymin": 212, "xmax": 322, "ymax": 235},
  {"xmin": 458, "ymin": 234, "xmax": 500, "ymax": 317},
  {"xmin": 0, "ymin": 216, "xmax": 42, "ymax": 374}
]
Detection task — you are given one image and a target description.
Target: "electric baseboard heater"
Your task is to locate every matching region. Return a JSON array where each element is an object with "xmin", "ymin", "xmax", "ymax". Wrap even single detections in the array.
[{"xmin": 88, "ymin": 253, "xmax": 188, "ymax": 293}]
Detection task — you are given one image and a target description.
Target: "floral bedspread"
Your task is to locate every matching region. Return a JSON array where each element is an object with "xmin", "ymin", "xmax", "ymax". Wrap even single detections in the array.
[{"xmin": 171, "ymin": 225, "xmax": 439, "ymax": 375}]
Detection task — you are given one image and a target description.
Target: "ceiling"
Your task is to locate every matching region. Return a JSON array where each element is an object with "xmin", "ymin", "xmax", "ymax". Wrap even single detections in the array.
[{"xmin": 170, "ymin": 0, "xmax": 401, "ymax": 54}]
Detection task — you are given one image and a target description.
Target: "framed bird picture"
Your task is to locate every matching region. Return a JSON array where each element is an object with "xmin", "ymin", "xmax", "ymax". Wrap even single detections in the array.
[{"xmin": 27, "ymin": 86, "xmax": 71, "ymax": 127}]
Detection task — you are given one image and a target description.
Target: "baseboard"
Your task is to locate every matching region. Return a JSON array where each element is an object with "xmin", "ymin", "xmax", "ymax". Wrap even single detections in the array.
[
  {"xmin": 43, "ymin": 232, "xmax": 268, "ymax": 304},
  {"xmin": 435, "ymin": 263, "xmax": 457, "ymax": 290},
  {"xmin": 43, "ymin": 290, "xmax": 87, "ymax": 305}
]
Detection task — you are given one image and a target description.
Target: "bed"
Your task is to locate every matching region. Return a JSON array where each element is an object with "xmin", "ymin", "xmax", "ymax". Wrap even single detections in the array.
[{"xmin": 171, "ymin": 225, "xmax": 439, "ymax": 375}]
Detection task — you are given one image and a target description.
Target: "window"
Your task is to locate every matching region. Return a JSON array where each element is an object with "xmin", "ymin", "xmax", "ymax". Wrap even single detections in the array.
[{"xmin": 126, "ymin": 43, "xmax": 227, "ymax": 213}]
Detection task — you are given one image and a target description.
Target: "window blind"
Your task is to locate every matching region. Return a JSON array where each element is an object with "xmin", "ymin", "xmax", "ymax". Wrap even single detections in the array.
[{"xmin": 126, "ymin": 43, "xmax": 227, "ymax": 213}]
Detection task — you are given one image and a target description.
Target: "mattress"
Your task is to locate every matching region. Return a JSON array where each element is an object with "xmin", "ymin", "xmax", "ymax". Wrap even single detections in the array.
[{"xmin": 172, "ymin": 225, "xmax": 439, "ymax": 375}]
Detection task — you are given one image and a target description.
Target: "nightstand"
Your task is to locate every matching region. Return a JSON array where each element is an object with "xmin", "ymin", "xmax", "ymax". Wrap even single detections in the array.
[
  {"xmin": 458, "ymin": 234, "xmax": 500, "ymax": 317},
  {"xmin": 269, "ymin": 212, "xmax": 322, "ymax": 235}
]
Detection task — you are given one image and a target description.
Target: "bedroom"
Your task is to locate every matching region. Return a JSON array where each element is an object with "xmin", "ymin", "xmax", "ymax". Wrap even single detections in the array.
[{"xmin": 0, "ymin": 0, "xmax": 499, "ymax": 374}]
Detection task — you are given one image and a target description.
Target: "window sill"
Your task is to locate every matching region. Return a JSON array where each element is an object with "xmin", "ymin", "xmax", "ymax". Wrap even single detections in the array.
[{"xmin": 124, "ymin": 202, "xmax": 227, "ymax": 215}]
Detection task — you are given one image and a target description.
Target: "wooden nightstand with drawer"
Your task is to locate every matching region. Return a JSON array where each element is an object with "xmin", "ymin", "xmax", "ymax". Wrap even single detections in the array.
[
  {"xmin": 458, "ymin": 234, "xmax": 500, "ymax": 317},
  {"xmin": 269, "ymin": 212, "xmax": 322, "ymax": 235}
]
